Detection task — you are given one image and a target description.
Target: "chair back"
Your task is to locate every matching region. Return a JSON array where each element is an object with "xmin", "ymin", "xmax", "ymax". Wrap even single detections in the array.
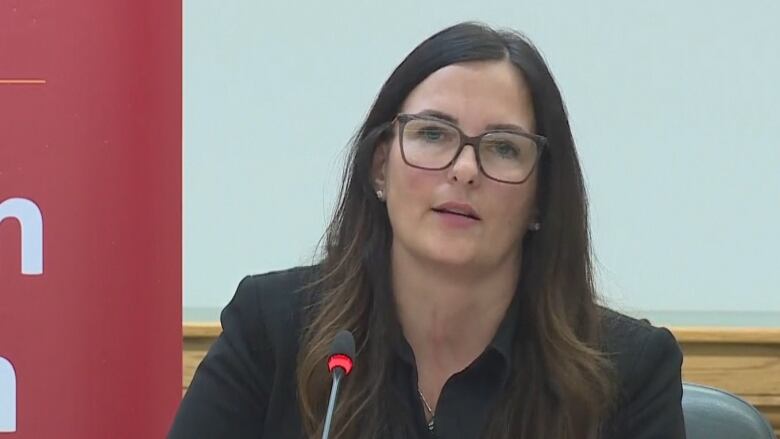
[{"xmin": 682, "ymin": 382, "xmax": 776, "ymax": 439}]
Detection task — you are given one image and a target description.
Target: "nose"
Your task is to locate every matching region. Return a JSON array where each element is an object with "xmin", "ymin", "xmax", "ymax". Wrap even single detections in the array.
[{"xmin": 448, "ymin": 144, "xmax": 480, "ymax": 185}]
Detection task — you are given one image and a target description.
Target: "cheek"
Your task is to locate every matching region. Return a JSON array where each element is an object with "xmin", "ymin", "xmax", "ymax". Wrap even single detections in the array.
[
  {"xmin": 386, "ymin": 145, "xmax": 439, "ymax": 205},
  {"xmin": 486, "ymin": 180, "xmax": 537, "ymax": 235}
]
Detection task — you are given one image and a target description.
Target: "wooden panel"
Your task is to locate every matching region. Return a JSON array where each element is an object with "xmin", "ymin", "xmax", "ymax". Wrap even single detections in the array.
[
  {"xmin": 747, "ymin": 396, "xmax": 780, "ymax": 437},
  {"xmin": 673, "ymin": 327, "xmax": 780, "ymax": 344},
  {"xmin": 184, "ymin": 323, "xmax": 222, "ymax": 338},
  {"xmin": 680, "ymin": 343, "xmax": 780, "ymax": 395},
  {"xmin": 182, "ymin": 323, "xmax": 780, "ymax": 433},
  {"xmin": 183, "ymin": 337, "xmax": 215, "ymax": 389}
]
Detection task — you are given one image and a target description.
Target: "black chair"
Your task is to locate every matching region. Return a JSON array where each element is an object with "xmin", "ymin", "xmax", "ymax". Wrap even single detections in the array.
[{"xmin": 682, "ymin": 382, "xmax": 776, "ymax": 439}]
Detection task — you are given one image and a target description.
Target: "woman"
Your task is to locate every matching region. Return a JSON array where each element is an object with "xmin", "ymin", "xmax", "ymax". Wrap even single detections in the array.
[{"xmin": 169, "ymin": 22, "xmax": 685, "ymax": 439}]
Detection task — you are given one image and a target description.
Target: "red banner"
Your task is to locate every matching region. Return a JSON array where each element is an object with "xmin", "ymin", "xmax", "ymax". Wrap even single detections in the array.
[{"xmin": 0, "ymin": 1, "xmax": 182, "ymax": 437}]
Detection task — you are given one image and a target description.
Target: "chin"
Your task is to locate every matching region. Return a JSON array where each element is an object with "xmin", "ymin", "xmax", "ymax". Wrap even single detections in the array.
[
  {"xmin": 393, "ymin": 229, "xmax": 485, "ymax": 268},
  {"xmin": 423, "ymin": 241, "xmax": 481, "ymax": 267}
]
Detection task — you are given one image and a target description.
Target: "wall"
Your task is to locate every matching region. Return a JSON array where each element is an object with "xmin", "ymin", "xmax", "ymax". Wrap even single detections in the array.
[{"xmin": 183, "ymin": 0, "xmax": 780, "ymax": 317}]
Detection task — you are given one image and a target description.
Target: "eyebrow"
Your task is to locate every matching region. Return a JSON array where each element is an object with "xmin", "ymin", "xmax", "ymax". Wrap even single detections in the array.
[{"xmin": 415, "ymin": 109, "xmax": 531, "ymax": 134}]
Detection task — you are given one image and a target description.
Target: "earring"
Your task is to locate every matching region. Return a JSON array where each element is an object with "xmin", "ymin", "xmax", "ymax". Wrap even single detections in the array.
[
  {"xmin": 376, "ymin": 189, "xmax": 385, "ymax": 201},
  {"xmin": 529, "ymin": 221, "xmax": 541, "ymax": 231}
]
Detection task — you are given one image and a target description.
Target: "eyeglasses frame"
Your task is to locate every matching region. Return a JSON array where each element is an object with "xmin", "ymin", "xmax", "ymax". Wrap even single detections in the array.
[{"xmin": 392, "ymin": 113, "xmax": 547, "ymax": 184}]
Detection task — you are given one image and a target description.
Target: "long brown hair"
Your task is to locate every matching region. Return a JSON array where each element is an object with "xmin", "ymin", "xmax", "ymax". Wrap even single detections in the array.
[{"xmin": 296, "ymin": 22, "xmax": 616, "ymax": 438}]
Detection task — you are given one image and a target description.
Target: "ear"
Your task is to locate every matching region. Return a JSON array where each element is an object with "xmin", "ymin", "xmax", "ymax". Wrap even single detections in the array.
[{"xmin": 370, "ymin": 141, "xmax": 390, "ymax": 192}]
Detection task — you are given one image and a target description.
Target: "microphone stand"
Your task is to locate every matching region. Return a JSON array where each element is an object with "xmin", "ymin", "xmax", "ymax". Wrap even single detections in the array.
[
  {"xmin": 321, "ymin": 367, "xmax": 345, "ymax": 439},
  {"xmin": 321, "ymin": 330, "xmax": 354, "ymax": 439}
]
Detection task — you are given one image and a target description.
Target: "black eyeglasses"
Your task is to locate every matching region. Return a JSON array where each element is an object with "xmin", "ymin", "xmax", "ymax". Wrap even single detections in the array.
[{"xmin": 392, "ymin": 113, "xmax": 546, "ymax": 184}]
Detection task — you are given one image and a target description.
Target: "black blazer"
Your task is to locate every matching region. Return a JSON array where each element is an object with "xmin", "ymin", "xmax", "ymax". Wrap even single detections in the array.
[{"xmin": 169, "ymin": 266, "xmax": 686, "ymax": 438}]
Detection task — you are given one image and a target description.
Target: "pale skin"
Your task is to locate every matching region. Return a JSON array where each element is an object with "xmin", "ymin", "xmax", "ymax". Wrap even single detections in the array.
[{"xmin": 371, "ymin": 59, "xmax": 540, "ymax": 421}]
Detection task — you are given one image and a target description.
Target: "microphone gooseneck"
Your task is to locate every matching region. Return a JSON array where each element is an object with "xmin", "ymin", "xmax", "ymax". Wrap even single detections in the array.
[{"xmin": 321, "ymin": 330, "xmax": 355, "ymax": 439}]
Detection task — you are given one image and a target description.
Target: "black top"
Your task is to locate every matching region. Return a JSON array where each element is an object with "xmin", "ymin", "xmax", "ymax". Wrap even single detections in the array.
[{"xmin": 169, "ymin": 266, "xmax": 686, "ymax": 439}]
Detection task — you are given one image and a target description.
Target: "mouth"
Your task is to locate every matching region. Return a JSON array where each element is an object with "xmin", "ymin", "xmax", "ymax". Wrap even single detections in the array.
[{"xmin": 431, "ymin": 207, "xmax": 481, "ymax": 221}]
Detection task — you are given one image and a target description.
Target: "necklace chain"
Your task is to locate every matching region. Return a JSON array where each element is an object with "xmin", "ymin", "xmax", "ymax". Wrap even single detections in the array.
[
  {"xmin": 418, "ymin": 389, "xmax": 434, "ymax": 415},
  {"xmin": 418, "ymin": 388, "xmax": 435, "ymax": 431}
]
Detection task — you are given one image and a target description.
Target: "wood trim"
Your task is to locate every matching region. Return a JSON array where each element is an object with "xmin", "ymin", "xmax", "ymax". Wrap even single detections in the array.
[
  {"xmin": 671, "ymin": 327, "xmax": 780, "ymax": 345},
  {"xmin": 184, "ymin": 322, "xmax": 221, "ymax": 338},
  {"xmin": 182, "ymin": 323, "xmax": 780, "ymax": 345}
]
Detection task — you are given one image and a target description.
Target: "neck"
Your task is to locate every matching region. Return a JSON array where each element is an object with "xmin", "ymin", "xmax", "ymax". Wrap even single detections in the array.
[{"xmin": 391, "ymin": 245, "xmax": 521, "ymax": 373}]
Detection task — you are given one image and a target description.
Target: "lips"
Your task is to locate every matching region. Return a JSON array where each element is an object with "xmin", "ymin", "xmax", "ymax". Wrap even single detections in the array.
[{"xmin": 432, "ymin": 202, "xmax": 480, "ymax": 220}]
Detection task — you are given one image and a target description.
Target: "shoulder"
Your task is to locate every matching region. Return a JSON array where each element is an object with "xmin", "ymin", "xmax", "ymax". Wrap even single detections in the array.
[
  {"xmin": 242, "ymin": 264, "xmax": 319, "ymax": 297},
  {"xmin": 170, "ymin": 266, "xmax": 319, "ymax": 437},
  {"xmin": 234, "ymin": 264, "xmax": 318, "ymax": 314},
  {"xmin": 220, "ymin": 265, "xmax": 320, "ymax": 363},
  {"xmin": 599, "ymin": 307, "xmax": 686, "ymax": 436},
  {"xmin": 599, "ymin": 306, "xmax": 682, "ymax": 382},
  {"xmin": 226, "ymin": 264, "xmax": 319, "ymax": 334}
]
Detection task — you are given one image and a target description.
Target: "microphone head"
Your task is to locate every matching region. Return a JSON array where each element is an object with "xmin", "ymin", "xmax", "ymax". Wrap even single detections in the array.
[{"xmin": 327, "ymin": 330, "xmax": 355, "ymax": 376}]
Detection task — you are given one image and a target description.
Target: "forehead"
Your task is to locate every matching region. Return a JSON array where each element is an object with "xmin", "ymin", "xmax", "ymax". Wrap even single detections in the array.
[{"xmin": 400, "ymin": 60, "xmax": 536, "ymax": 133}]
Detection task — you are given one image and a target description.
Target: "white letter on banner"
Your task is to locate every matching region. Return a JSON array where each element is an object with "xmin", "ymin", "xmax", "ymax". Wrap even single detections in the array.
[
  {"xmin": 0, "ymin": 197, "xmax": 43, "ymax": 275},
  {"xmin": 0, "ymin": 356, "xmax": 16, "ymax": 432}
]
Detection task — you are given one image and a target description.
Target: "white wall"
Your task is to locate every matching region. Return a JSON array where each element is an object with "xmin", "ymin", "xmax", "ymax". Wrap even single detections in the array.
[{"xmin": 184, "ymin": 0, "xmax": 780, "ymax": 315}]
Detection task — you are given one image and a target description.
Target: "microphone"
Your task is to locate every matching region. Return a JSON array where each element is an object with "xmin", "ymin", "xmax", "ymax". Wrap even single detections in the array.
[{"xmin": 321, "ymin": 330, "xmax": 355, "ymax": 439}]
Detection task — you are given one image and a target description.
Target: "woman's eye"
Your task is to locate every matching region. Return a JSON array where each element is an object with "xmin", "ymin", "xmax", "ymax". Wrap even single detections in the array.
[
  {"xmin": 420, "ymin": 128, "xmax": 445, "ymax": 141},
  {"xmin": 494, "ymin": 143, "xmax": 520, "ymax": 158}
]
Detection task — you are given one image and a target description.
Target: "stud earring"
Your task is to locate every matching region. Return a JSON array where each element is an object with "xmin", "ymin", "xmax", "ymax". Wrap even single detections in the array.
[
  {"xmin": 529, "ymin": 222, "xmax": 541, "ymax": 231},
  {"xmin": 376, "ymin": 189, "xmax": 385, "ymax": 201}
]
